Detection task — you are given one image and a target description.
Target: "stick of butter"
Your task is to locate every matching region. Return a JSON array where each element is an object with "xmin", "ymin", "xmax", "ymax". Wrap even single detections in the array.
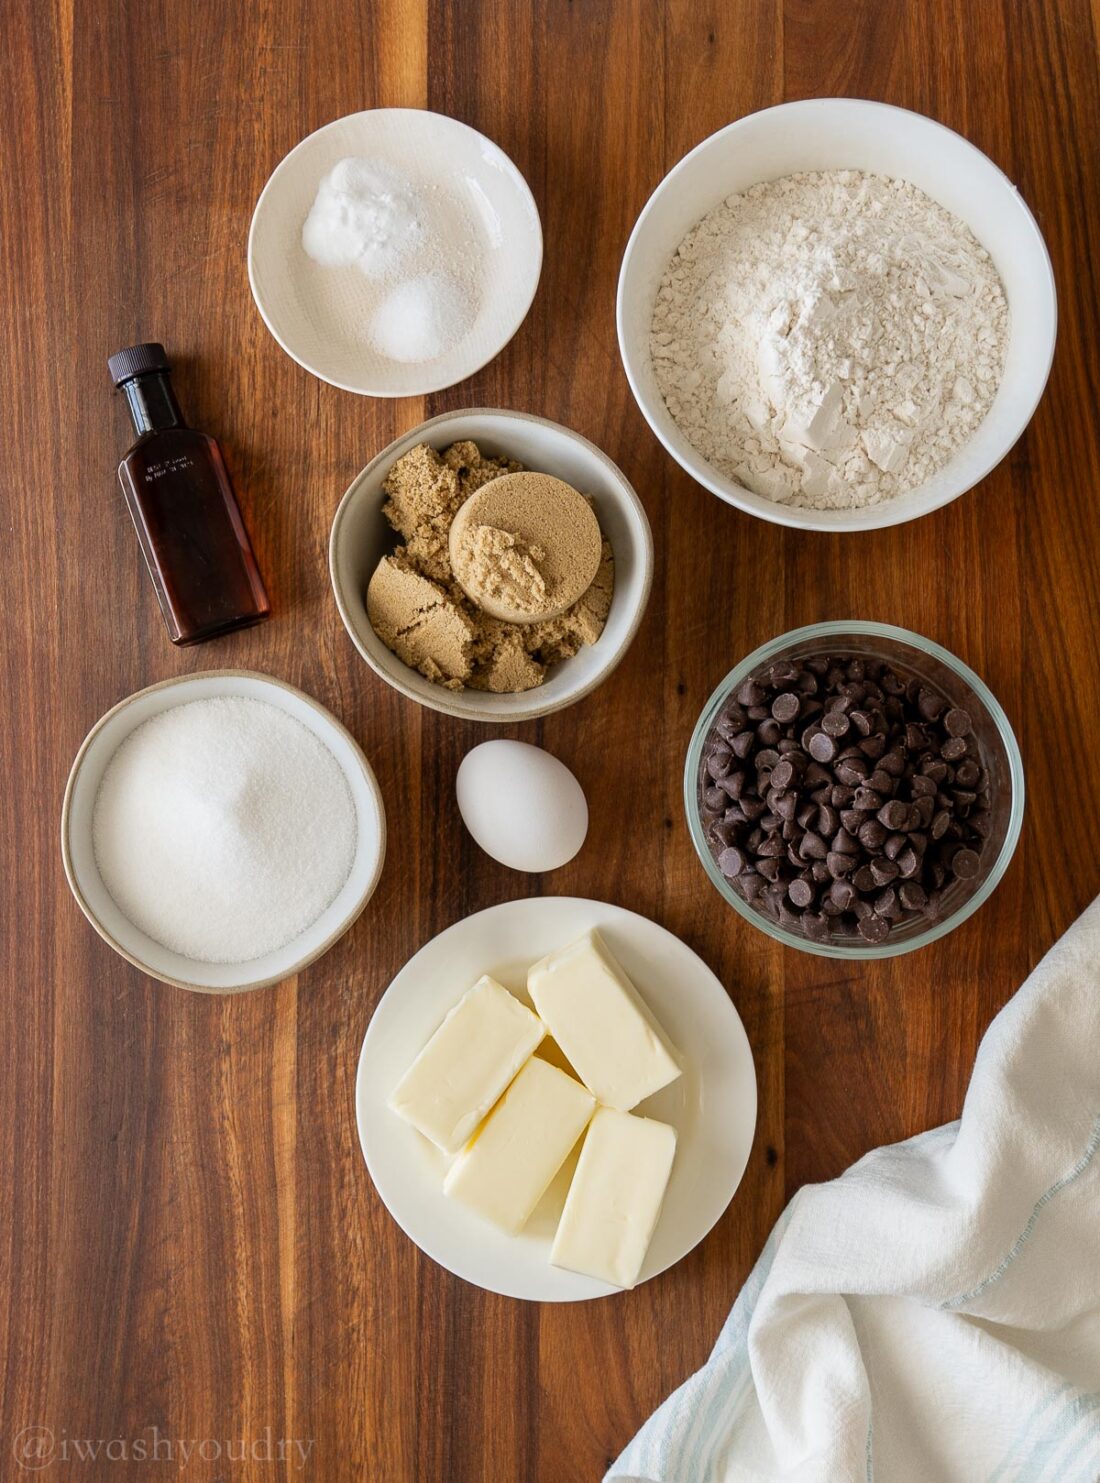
[
  {"xmin": 388, "ymin": 975, "xmax": 545, "ymax": 1154},
  {"xmin": 443, "ymin": 1057, "xmax": 595, "ymax": 1235},
  {"xmin": 527, "ymin": 928, "xmax": 681, "ymax": 1110},
  {"xmin": 551, "ymin": 1107, "xmax": 677, "ymax": 1288}
]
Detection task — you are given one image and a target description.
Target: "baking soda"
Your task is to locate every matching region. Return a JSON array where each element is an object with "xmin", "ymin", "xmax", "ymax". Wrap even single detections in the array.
[{"xmin": 302, "ymin": 157, "xmax": 424, "ymax": 279}]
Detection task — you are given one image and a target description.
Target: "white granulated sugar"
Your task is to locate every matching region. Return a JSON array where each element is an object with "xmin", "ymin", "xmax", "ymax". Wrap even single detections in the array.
[
  {"xmin": 93, "ymin": 697, "xmax": 359, "ymax": 964},
  {"xmin": 651, "ymin": 171, "xmax": 1009, "ymax": 509}
]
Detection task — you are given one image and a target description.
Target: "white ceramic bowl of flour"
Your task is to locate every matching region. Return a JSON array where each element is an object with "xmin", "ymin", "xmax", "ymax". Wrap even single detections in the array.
[
  {"xmin": 249, "ymin": 110, "xmax": 542, "ymax": 396},
  {"xmin": 61, "ymin": 672, "xmax": 386, "ymax": 993},
  {"xmin": 617, "ymin": 99, "xmax": 1056, "ymax": 531}
]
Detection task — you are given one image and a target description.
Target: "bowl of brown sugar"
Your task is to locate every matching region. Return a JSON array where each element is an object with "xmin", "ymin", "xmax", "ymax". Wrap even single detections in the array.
[{"xmin": 329, "ymin": 410, "xmax": 653, "ymax": 721}]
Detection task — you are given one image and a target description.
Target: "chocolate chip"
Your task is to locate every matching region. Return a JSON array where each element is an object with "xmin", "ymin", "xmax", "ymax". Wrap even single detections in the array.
[
  {"xmin": 808, "ymin": 731, "xmax": 837, "ymax": 764},
  {"xmin": 874, "ymin": 886, "xmax": 900, "ymax": 919},
  {"xmin": 853, "ymin": 786, "xmax": 884, "ymax": 812},
  {"xmin": 917, "ymin": 688, "xmax": 946, "ymax": 721},
  {"xmin": 858, "ymin": 819, "xmax": 887, "ymax": 851},
  {"xmin": 707, "ymin": 750, "xmax": 732, "ymax": 780},
  {"xmin": 829, "ymin": 878, "xmax": 856, "ymax": 909},
  {"xmin": 899, "ymin": 882, "xmax": 928, "ymax": 910},
  {"xmin": 799, "ymin": 831, "xmax": 828, "ymax": 861},
  {"xmin": 789, "ymin": 878, "xmax": 814, "ymax": 908},
  {"xmin": 944, "ymin": 707, "xmax": 972, "ymax": 738},
  {"xmin": 868, "ymin": 767, "xmax": 894, "ymax": 795},
  {"xmin": 941, "ymin": 736, "xmax": 968, "ymax": 761},
  {"xmin": 770, "ymin": 757, "xmax": 797, "ymax": 791},
  {"xmin": 775, "ymin": 792, "xmax": 798, "ymax": 821},
  {"xmin": 877, "ymin": 799, "xmax": 909, "ymax": 831},
  {"xmin": 718, "ymin": 847, "xmax": 747, "ymax": 877},
  {"xmin": 858, "ymin": 912, "xmax": 890, "ymax": 943},
  {"xmin": 951, "ymin": 847, "xmax": 981, "ymax": 880},
  {"xmin": 802, "ymin": 911, "xmax": 830, "ymax": 940},
  {"xmin": 772, "ymin": 692, "xmax": 801, "ymax": 723},
  {"xmin": 741, "ymin": 873, "xmax": 765, "ymax": 903},
  {"xmin": 821, "ymin": 710, "xmax": 851, "ymax": 738},
  {"xmin": 870, "ymin": 857, "xmax": 899, "ymax": 886}
]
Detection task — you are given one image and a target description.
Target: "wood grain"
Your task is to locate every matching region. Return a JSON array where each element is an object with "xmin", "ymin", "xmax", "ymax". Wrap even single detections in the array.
[{"xmin": 1, "ymin": 1, "xmax": 1098, "ymax": 1478}]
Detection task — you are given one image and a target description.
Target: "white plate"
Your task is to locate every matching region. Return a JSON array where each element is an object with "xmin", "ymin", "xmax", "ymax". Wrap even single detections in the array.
[
  {"xmin": 356, "ymin": 897, "xmax": 757, "ymax": 1301},
  {"xmin": 62, "ymin": 671, "xmax": 386, "ymax": 994},
  {"xmin": 248, "ymin": 109, "xmax": 542, "ymax": 396}
]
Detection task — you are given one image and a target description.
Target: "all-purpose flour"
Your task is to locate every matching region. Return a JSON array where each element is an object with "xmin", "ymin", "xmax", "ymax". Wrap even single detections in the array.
[{"xmin": 651, "ymin": 171, "xmax": 1008, "ymax": 509}]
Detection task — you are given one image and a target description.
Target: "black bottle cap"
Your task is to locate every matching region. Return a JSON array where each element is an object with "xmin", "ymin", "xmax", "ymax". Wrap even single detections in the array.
[{"xmin": 107, "ymin": 342, "xmax": 170, "ymax": 387}]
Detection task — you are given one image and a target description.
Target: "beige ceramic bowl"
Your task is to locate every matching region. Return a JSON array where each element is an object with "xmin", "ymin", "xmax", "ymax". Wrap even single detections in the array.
[
  {"xmin": 329, "ymin": 409, "xmax": 654, "ymax": 722},
  {"xmin": 61, "ymin": 671, "xmax": 387, "ymax": 994}
]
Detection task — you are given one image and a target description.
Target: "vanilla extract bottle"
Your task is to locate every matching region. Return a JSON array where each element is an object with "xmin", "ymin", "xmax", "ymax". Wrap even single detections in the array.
[{"xmin": 108, "ymin": 343, "xmax": 270, "ymax": 645}]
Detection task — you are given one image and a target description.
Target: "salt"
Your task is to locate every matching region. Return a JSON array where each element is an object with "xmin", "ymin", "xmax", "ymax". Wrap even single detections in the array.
[
  {"xmin": 368, "ymin": 272, "xmax": 474, "ymax": 363},
  {"xmin": 92, "ymin": 697, "xmax": 359, "ymax": 964}
]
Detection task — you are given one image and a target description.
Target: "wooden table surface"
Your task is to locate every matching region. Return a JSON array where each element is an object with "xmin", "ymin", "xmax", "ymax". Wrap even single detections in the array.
[{"xmin": 3, "ymin": 1, "xmax": 1099, "ymax": 1478}]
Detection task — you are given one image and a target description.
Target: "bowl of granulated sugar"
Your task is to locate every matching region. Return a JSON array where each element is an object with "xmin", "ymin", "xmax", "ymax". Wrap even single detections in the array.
[
  {"xmin": 618, "ymin": 99, "xmax": 1056, "ymax": 531},
  {"xmin": 61, "ymin": 672, "xmax": 386, "ymax": 993}
]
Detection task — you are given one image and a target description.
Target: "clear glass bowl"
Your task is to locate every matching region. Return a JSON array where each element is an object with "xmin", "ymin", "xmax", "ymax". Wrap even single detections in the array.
[{"xmin": 683, "ymin": 622, "xmax": 1025, "ymax": 959}]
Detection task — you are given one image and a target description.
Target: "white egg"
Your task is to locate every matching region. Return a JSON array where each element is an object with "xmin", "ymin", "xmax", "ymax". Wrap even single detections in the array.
[{"xmin": 456, "ymin": 741, "xmax": 588, "ymax": 873}]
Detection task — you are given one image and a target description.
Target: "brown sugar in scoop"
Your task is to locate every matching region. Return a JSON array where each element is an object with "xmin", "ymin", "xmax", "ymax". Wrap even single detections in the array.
[{"xmin": 448, "ymin": 472, "xmax": 603, "ymax": 624}]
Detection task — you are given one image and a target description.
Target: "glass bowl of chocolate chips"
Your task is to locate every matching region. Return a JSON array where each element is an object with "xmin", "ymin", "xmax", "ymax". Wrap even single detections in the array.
[{"xmin": 685, "ymin": 621, "xmax": 1024, "ymax": 958}]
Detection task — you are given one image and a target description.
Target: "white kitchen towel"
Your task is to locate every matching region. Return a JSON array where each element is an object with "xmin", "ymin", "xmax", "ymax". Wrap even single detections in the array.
[{"xmin": 607, "ymin": 898, "xmax": 1100, "ymax": 1483}]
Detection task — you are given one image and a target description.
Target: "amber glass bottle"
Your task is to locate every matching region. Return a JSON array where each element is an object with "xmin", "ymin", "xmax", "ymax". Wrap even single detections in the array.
[{"xmin": 109, "ymin": 343, "xmax": 270, "ymax": 645}]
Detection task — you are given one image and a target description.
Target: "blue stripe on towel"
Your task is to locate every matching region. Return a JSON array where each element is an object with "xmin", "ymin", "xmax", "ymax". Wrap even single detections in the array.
[
  {"xmin": 616, "ymin": 1210, "xmax": 791, "ymax": 1482},
  {"xmin": 941, "ymin": 1114, "xmax": 1100, "ymax": 1312},
  {"xmin": 985, "ymin": 1382, "xmax": 1072, "ymax": 1483},
  {"xmin": 1012, "ymin": 1390, "xmax": 1100, "ymax": 1482}
]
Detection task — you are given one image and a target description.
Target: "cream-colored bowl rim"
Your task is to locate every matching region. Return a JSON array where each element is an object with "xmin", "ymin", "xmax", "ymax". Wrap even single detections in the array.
[
  {"xmin": 60, "ymin": 670, "xmax": 387, "ymax": 994},
  {"xmin": 328, "ymin": 407, "xmax": 655, "ymax": 722}
]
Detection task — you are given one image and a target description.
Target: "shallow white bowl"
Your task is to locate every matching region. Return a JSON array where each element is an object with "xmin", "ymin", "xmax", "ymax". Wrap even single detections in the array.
[
  {"xmin": 617, "ymin": 99, "xmax": 1057, "ymax": 532},
  {"xmin": 356, "ymin": 896, "xmax": 757, "ymax": 1301},
  {"xmin": 329, "ymin": 409, "xmax": 654, "ymax": 722},
  {"xmin": 61, "ymin": 671, "xmax": 387, "ymax": 994},
  {"xmin": 248, "ymin": 109, "xmax": 542, "ymax": 396}
]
